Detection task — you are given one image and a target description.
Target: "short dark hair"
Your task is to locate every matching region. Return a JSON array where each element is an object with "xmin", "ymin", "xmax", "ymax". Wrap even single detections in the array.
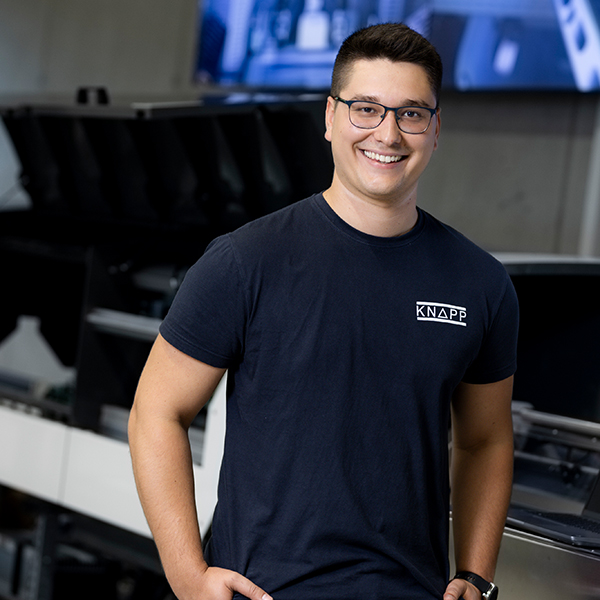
[{"xmin": 331, "ymin": 23, "xmax": 443, "ymax": 104}]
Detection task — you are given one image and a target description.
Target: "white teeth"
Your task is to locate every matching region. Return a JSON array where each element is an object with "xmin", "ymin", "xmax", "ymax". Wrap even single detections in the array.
[{"xmin": 363, "ymin": 150, "xmax": 403, "ymax": 164}]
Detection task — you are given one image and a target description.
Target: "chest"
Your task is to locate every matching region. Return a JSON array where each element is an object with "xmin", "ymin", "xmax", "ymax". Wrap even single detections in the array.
[{"xmin": 244, "ymin": 250, "xmax": 490, "ymax": 387}]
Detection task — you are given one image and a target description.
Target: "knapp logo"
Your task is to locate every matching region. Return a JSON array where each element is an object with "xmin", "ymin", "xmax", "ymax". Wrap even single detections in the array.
[{"xmin": 416, "ymin": 301, "xmax": 467, "ymax": 327}]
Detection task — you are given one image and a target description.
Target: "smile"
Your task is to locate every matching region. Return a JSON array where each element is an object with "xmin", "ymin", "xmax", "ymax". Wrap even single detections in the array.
[{"xmin": 362, "ymin": 150, "xmax": 405, "ymax": 164}]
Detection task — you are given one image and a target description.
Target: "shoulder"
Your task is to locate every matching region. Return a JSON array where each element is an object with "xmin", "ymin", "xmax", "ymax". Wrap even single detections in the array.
[
  {"xmin": 420, "ymin": 210, "xmax": 509, "ymax": 279},
  {"xmin": 233, "ymin": 194, "xmax": 319, "ymax": 237},
  {"xmin": 222, "ymin": 194, "xmax": 322, "ymax": 258}
]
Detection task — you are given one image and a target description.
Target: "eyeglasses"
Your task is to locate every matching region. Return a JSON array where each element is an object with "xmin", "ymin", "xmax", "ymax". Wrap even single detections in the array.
[{"xmin": 334, "ymin": 97, "xmax": 438, "ymax": 134}]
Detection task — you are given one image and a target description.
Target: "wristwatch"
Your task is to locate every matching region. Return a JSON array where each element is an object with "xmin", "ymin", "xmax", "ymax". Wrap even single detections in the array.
[{"xmin": 453, "ymin": 571, "xmax": 498, "ymax": 600}]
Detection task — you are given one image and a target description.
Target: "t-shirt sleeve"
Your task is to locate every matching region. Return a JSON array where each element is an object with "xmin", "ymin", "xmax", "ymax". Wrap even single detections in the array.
[
  {"xmin": 159, "ymin": 235, "xmax": 246, "ymax": 368},
  {"xmin": 462, "ymin": 273, "xmax": 519, "ymax": 384}
]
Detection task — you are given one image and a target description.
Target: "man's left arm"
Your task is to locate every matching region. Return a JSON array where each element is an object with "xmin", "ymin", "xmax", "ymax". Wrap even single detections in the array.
[{"xmin": 444, "ymin": 376, "xmax": 514, "ymax": 600}]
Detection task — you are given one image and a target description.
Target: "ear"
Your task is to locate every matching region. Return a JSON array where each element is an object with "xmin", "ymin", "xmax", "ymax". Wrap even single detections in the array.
[{"xmin": 324, "ymin": 96, "xmax": 336, "ymax": 143}]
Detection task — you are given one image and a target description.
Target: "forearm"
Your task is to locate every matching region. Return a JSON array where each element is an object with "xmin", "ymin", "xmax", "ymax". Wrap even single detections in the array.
[
  {"xmin": 128, "ymin": 406, "xmax": 207, "ymax": 596},
  {"xmin": 450, "ymin": 437, "xmax": 513, "ymax": 580}
]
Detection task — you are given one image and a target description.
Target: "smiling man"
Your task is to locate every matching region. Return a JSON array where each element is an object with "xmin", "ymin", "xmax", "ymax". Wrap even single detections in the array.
[{"xmin": 129, "ymin": 23, "xmax": 518, "ymax": 600}]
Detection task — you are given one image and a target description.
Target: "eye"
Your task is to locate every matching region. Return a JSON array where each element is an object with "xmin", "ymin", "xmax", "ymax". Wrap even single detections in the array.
[
  {"xmin": 351, "ymin": 102, "xmax": 383, "ymax": 117},
  {"xmin": 400, "ymin": 108, "xmax": 426, "ymax": 120}
]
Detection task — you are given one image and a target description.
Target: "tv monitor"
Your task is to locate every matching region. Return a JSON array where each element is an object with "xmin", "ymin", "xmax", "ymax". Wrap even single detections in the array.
[{"xmin": 196, "ymin": 0, "xmax": 600, "ymax": 92}]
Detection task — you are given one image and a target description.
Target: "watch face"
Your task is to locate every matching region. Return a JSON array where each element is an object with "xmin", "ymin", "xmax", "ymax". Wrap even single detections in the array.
[{"xmin": 483, "ymin": 585, "xmax": 499, "ymax": 600}]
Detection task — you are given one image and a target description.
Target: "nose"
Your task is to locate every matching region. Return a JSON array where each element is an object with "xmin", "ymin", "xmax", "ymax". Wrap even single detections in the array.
[{"xmin": 375, "ymin": 109, "xmax": 402, "ymax": 145}]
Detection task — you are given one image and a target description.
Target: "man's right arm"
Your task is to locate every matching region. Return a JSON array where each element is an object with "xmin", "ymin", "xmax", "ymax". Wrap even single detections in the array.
[{"xmin": 128, "ymin": 334, "xmax": 272, "ymax": 600}]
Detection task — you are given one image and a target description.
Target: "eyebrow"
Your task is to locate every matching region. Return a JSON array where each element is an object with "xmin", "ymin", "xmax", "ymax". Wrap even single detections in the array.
[{"xmin": 351, "ymin": 94, "xmax": 435, "ymax": 108}]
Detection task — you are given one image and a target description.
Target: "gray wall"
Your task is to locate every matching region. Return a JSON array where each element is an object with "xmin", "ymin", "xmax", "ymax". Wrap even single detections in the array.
[
  {"xmin": 419, "ymin": 91, "xmax": 597, "ymax": 255},
  {"xmin": 0, "ymin": 0, "xmax": 599, "ymax": 255}
]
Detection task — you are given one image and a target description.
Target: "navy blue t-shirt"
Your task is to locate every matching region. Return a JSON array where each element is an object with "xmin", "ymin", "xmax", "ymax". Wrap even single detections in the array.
[{"xmin": 160, "ymin": 193, "xmax": 518, "ymax": 600}]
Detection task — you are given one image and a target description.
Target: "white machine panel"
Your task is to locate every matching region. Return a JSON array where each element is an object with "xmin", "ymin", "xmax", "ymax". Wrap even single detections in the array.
[
  {"xmin": 61, "ymin": 427, "xmax": 151, "ymax": 537},
  {"xmin": 0, "ymin": 373, "xmax": 227, "ymax": 541},
  {"xmin": 0, "ymin": 405, "xmax": 68, "ymax": 503}
]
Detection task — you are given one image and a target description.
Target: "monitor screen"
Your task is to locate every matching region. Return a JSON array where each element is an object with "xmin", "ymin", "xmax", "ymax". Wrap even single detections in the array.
[
  {"xmin": 195, "ymin": 0, "xmax": 600, "ymax": 92},
  {"xmin": 503, "ymin": 259, "xmax": 600, "ymax": 425}
]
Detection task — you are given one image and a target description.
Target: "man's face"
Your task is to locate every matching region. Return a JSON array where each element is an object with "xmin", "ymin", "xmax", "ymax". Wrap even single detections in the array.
[{"xmin": 325, "ymin": 59, "xmax": 441, "ymax": 208}]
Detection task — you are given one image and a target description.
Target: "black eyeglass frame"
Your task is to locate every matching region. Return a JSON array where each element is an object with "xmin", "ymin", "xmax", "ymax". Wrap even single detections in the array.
[{"xmin": 334, "ymin": 96, "xmax": 438, "ymax": 134}]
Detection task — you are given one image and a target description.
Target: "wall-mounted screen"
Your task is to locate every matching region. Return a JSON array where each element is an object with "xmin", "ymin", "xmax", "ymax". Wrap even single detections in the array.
[{"xmin": 196, "ymin": 0, "xmax": 600, "ymax": 92}]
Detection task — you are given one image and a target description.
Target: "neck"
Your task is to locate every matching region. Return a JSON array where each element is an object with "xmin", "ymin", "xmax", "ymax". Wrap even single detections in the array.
[{"xmin": 322, "ymin": 186, "xmax": 419, "ymax": 238}]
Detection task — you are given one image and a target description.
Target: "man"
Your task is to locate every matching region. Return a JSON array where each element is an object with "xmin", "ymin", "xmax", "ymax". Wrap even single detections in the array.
[{"xmin": 129, "ymin": 23, "xmax": 518, "ymax": 600}]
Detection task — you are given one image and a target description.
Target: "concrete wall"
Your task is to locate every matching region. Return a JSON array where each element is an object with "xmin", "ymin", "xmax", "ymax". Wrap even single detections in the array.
[
  {"xmin": 0, "ymin": 0, "xmax": 599, "ymax": 255},
  {"xmin": 419, "ymin": 91, "xmax": 597, "ymax": 254}
]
